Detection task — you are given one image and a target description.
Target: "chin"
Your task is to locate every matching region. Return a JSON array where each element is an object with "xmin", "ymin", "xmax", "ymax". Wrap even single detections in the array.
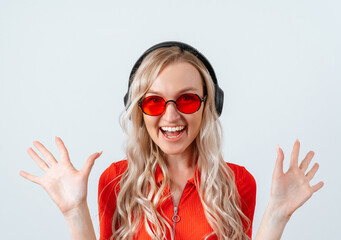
[
  {"xmin": 160, "ymin": 147, "xmax": 185, "ymax": 156},
  {"xmin": 159, "ymin": 142, "xmax": 195, "ymax": 157}
]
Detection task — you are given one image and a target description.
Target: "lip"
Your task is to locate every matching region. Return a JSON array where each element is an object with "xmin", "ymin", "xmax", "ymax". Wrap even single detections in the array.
[{"xmin": 159, "ymin": 126, "xmax": 186, "ymax": 142}]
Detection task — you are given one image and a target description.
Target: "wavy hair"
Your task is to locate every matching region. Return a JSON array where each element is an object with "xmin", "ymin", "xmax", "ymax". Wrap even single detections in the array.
[{"xmin": 111, "ymin": 46, "xmax": 250, "ymax": 240}]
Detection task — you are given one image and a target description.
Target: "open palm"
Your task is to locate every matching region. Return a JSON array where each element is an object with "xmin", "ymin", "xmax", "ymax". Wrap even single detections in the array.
[
  {"xmin": 270, "ymin": 139, "xmax": 324, "ymax": 218},
  {"xmin": 19, "ymin": 136, "xmax": 102, "ymax": 216}
]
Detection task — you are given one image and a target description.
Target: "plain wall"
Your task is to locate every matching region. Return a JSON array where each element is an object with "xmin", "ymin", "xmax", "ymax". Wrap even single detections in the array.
[{"xmin": 1, "ymin": 0, "xmax": 340, "ymax": 239}]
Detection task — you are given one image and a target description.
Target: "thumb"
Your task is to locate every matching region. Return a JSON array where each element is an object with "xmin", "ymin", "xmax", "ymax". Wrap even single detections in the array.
[
  {"xmin": 273, "ymin": 144, "xmax": 284, "ymax": 178},
  {"xmin": 82, "ymin": 151, "xmax": 103, "ymax": 177}
]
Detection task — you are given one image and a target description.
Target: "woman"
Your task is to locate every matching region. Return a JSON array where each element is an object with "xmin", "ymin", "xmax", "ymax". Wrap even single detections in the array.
[{"xmin": 19, "ymin": 41, "xmax": 324, "ymax": 240}]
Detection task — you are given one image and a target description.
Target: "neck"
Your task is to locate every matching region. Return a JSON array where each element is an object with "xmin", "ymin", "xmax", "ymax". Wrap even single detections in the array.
[
  {"xmin": 164, "ymin": 146, "xmax": 197, "ymax": 171},
  {"xmin": 163, "ymin": 145, "xmax": 198, "ymax": 194}
]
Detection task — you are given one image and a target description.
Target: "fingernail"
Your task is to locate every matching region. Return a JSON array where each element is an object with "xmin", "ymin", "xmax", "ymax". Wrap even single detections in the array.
[
  {"xmin": 96, "ymin": 151, "xmax": 103, "ymax": 156},
  {"xmin": 276, "ymin": 144, "xmax": 280, "ymax": 153}
]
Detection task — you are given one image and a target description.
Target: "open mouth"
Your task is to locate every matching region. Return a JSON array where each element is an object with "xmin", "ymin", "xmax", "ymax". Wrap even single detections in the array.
[{"xmin": 160, "ymin": 126, "xmax": 186, "ymax": 139}]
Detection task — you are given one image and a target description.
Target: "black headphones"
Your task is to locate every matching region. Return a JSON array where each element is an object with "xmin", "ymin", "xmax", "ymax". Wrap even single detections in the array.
[{"xmin": 123, "ymin": 41, "xmax": 224, "ymax": 117}]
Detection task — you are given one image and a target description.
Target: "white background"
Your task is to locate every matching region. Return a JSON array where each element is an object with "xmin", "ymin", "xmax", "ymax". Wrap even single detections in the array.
[{"xmin": 1, "ymin": 0, "xmax": 340, "ymax": 239}]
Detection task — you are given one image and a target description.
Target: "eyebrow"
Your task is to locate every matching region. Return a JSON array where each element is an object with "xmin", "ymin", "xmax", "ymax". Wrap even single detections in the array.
[{"xmin": 146, "ymin": 87, "xmax": 199, "ymax": 95}]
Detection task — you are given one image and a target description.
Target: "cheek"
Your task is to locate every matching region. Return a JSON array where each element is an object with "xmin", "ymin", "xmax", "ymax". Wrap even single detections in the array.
[
  {"xmin": 143, "ymin": 116, "xmax": 158, "ymax": 134},
  {"xmin": 194, "ymin": 121, "xmax": 202, "ymax": 135},
  {"xmin": 189, "ymin": 114, "xmax": 203, "ymax": 134}
]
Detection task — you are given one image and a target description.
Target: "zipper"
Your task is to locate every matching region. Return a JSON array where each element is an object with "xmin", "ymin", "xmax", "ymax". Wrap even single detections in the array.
[{"xmin": 171, "ymin": 181, "xmax": 187, "ymax": 240}]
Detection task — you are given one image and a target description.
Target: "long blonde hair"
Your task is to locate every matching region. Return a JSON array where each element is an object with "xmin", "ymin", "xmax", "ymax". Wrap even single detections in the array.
[{"xmin": 112, "ymin": 46, "xmax": 250, "ymax": 239}]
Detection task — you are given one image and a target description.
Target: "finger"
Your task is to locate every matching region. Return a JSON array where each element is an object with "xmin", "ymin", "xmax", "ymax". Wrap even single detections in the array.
[
  {"xmin": 19, "ymin": 170, "xmax": 42, "ymax": 184},
  {"xmin": 299, "ymin": 151, "xmax": 314, "ymax": 173},
  {"xmin": 27, "ymin": 148, "xmax": 49, "ymax": 172},
  {"xmin": 311, "ymin": 181, "xmax": 324, "ymax": 193},
  {"xmin": 289, "ymin": 138, "xmax": 300, "ymax": 168},
  {"xmin": 33, "ymin": 140, "xmax": 58, "ymax": 166},
  {"xmin": 306, "ymin": 162, "xmax": 319, "ymax": 181},
  {"xmin": 55, "ymin": 136, "xmax": 70, "ymax": 163},
  {"xmin": 273, "ymin": 144, "xmax": 284, "ymax": 177},
  {"xmin": 82, "ymin": 151, "xmax": 103, "ymax": 177}
]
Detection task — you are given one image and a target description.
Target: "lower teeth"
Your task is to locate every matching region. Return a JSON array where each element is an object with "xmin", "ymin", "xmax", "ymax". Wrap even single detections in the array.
[
  {"xmin": 163, "ymin": 130, "xmax": 183, "ymax": 138},
  {"xmin": 166, "ymin": 134, "xmax": 180, "ymax": 139}
]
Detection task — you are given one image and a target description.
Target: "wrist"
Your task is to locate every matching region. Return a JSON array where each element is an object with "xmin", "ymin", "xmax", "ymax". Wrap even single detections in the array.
[
  {"xmin": 255, "ymin": 202, "xmax": 291, "ymax": 240},
  {"xmin": 62, "ymin": 201, "xmax": 97, "ymax": 240},
  {"xmin": 63, "ymin": 201, "xmax": 89, "ymax": 220},
  {"xmin": 266, "ymin": 200, "xmax": 291, "ymax": 224}
]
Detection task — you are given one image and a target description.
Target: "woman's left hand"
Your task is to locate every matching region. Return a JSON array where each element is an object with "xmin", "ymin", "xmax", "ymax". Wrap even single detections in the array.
[{"xmin": 269, "ymin": 139, "xmax": 324, "ymax": 220}]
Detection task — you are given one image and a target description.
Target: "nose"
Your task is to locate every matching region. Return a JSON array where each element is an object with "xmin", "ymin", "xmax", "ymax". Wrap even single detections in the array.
[{"xmin": 162, "ymin": 101, "xmax": 181, "ymax": 121}]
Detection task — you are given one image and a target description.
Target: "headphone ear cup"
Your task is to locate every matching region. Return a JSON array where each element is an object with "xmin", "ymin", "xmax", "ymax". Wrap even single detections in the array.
[
  {"xmin": 214, "ymin": 85, "xmax": 224, "ymax": 117},
  {"xmin": 124, "ymin": 92, "xmax": 129, "ymax": 108}
]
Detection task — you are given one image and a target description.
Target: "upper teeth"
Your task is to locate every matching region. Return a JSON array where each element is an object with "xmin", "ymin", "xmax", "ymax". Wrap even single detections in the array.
[{"xmin": 161, "ymin": 126, "xmax": 185, "ymax": 132}]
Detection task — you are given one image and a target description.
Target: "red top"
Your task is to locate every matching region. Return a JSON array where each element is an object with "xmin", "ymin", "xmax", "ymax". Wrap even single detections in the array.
[{"xmin": 98, "ymin": 160, "xmax": 256, "ymax": 240}]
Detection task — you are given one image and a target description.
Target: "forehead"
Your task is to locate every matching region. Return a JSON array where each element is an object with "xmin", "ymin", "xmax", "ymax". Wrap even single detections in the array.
[{"xmin": 147, "ymin": 61, "xmax": 204, "ymax": 97}]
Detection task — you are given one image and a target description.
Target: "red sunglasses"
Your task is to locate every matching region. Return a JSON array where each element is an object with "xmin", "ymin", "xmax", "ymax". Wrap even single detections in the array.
[{"xmin": 138, "ymin": 93, "xmax": 207, "ymax": 116}]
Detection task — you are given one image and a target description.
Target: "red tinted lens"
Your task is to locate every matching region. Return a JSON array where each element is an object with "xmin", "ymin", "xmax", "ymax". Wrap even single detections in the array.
[
  {"xmin": 141, "ymin": 96, "xmax": 165, "ymax": 115},
  {"xmin": 176, "ymin": 94, "xmax": 201, "ymax": 113}
]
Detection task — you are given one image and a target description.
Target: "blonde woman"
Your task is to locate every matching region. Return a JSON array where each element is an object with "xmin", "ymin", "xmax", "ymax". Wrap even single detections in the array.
[{"xmin": 20, "ymin": 41, "xmax": 324, "ymax": 240}]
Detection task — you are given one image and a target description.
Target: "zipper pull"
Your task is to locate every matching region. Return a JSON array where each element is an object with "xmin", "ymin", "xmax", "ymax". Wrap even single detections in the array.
[
  {"xmin": 172, "ymin": 206, "xmax": 180, "ymax": 223},
  {"xmin": 172, "ymin": 206, "xmax": 180, "ymax": 240}
]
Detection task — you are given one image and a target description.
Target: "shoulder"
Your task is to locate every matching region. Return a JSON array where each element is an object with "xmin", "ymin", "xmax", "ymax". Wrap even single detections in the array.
[
  {"xmin": 226, "ymin": 162, "xmax": 256, "ymax": 187},
  {"xmin": 98, "ymin": 159, "xmax": 128, "ymax": 193},
  {"xmin": 98, "ymin": 160, "xmax": 128, "ymax": 236},
  {"xmin": 226, "ymin": 162, "xmax": 257, "ymax": 200},
  {"xmin": 226, "ymin": 162, "xmax": 256, "ymax": 238},
  {"xmin": 98, "ymin": 160, "xmax": 128, "ymax": 213}
]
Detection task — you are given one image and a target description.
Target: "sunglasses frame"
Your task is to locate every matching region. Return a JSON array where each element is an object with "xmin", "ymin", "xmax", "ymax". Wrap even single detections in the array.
[{"xmin": 138, "ymin": 93, "xmax": 207, "ymax": 116}]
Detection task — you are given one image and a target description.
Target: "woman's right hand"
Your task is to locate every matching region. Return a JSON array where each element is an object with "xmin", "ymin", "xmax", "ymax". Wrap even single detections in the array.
[{"xmin": 19, "ymin": 136, "xmax": 102, "ymax": 217}]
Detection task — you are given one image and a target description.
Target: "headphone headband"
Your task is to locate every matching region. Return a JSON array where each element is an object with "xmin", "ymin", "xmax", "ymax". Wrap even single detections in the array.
[{"xmin": 124, "ymin": 41, "xmax": 224, "ymax": 116}]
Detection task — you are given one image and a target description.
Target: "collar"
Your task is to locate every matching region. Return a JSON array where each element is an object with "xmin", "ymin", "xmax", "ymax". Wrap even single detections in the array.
[{"xmin": 155, "ymin": 163, "xmax": 200, "ymax": 186}]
